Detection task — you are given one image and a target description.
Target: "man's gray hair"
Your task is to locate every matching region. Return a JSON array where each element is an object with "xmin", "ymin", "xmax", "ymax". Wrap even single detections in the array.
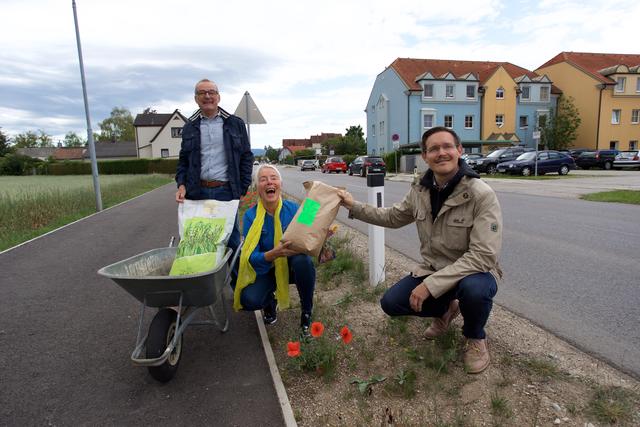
[
  {"xmin": 194, "ymin": 78, "xmax": 216, "ymax": 94},
  {"xmin": 253, "ymin": 164, "xmax": 282, "ymax": 186}
]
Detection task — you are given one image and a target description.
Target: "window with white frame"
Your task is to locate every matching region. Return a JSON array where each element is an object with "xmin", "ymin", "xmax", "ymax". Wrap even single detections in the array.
[
  {"xmin": 540, "ymin": 86, "xmax": 550, "ymax": 102},
  {"xmin": 446, "ymin": 84, "xmax": 454, "ymax": 98},
  {"xmin": 379, "ymin": 121, "xmax": 385, "ymax": 135},
  {"xmin": 537, "ymin": 112, "xmax": 549, "ymax": 129},
  {"xmin": 161, "ymin": 149, "xmax": 169, "ymax": 158},
  {"xmin": 615, "ymin": 77, "xmax": 626, "ymax": 92},
  {"xmin": 466, "ymin": 85, "xmax": 475, "ymax": 98},
  {"xmin": 464, "ymin": 115, "xmax": 473, "ymax": 129},
  {"xmin": 171, "ymin": 127, "xmax": 182, "ymax": 138},
  {"xmin": 423, "ymin": 84, "xmax": 434, "ymax": 98},
  {"xmin": 637, "ymin": 77, "xmax": 640, "ymax": 92},
  {"xmin": 630, "ymin": 140, "xmax": 638, "ymax": 150},
  {"xmin": 444, "ymin": 115, "xmax": 453, "ymax": 128},
  {"xmin": 372, "ymin": 124, "xmax": 376, "ymax": 136},
  {"xmin": 495, "ymin": 114, "xmax": 504, "ymax": 128},
  {"xmin": 612, "ymin": 109, "xmax": 621, "ymax": 124},
  {"xmin": 378, "ymin": 97, "xmax": 385, "ymax": 109},
  {"xmin": 519, "ymin": 116, "xmax": 528, "ymax": 128},
  {"xmin": 423, "ymin": 113, "xmax": 435, "ymax": 129},
  {"xmin": 496, "ymin": 87, "xmax": 504, "ymax": 99},
  {"xmin": 631, "ymin": 109, "xmax": 639, "ymax": 124},
  {"xmin": 610, "ymin": 141, "xmax": 619, "ymax": 150},
  {"xmin": 521, "ymin": 86, "xmax": 530, "ymax": 100}
]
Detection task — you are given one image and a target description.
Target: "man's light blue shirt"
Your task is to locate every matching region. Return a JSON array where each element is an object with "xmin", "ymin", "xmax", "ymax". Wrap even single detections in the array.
[{"xmin": 200, "ymin": 114, "xmax": 228, "ymax": 181}]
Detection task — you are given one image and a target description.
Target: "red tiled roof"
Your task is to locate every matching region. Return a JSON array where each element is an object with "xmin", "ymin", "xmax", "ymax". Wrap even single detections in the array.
[
  {"xmin": 537, "ymin": 52, "xmax": 640, "ymax": 84},
  {"xmin": 389, "ymin": 58, "xmax": 540, "ymax": 90},
  {"xmin": 284, "ymin": 145, "xmax": 309, "ymax": 153},
  {"xmin": 53, "ymin": 147, "xmax": 85, "ymax": 160}
]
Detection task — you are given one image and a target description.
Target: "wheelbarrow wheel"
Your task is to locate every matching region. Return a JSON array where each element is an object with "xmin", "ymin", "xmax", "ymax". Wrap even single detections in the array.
[{"xmin": 146, "ymin": 308, "xmax": 183, "ymax": 383}]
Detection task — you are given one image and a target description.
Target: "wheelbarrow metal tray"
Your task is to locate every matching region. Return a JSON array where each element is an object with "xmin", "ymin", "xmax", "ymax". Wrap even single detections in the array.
[{"xmin": 98, "ymin": 247, "xmax": 231, "ymax": 308}]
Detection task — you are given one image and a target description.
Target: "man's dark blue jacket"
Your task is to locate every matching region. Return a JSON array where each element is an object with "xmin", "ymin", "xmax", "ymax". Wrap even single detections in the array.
[{"xmin": 175, "ymin": 110, "xmax": 254, "ymax": 199}]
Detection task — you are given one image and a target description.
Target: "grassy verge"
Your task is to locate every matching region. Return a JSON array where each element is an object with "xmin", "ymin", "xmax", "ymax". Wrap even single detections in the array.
[
  {"xmin": 485, "ymin": 174, "xmax": 579, "ymax": 180},
  {"xmin": 0, "ymin": 174, "xmax": 173, "ymax": 251},
  {"xmin": 581, "ymin": 189, "xmax": 640, "ymax": 205}
]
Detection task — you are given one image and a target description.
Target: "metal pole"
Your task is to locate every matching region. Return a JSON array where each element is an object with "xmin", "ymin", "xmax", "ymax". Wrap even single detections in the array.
[
  {"xmin": 73, "ymin": 0, "xmax": 102, "ymax": 211},
  {"xmin": 534, "ymin": 137, "xmax": 539, "ymax": 177},
  {"xmin": 244, "ymin": 91, "xmax": 251, "ymax": 144}
]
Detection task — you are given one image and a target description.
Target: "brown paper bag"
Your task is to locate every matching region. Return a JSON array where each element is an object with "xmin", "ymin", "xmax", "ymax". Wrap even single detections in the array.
[{"xmin": 282, "ymin": 181, "xmax": 342, "ymax": 257}]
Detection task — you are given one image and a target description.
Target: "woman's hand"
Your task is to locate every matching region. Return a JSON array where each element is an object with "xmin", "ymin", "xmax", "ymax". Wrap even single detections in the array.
[
  {"xmin": 265, "ymin": 241, "xmax": 297, "ymax": 262},
  {"xmin": 337, "ymin": 189, "xmax": 354, "ymax": 210}
]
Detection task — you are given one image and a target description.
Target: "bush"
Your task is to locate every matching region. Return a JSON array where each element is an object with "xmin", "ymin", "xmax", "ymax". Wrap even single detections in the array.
[
  {"xmin": 342, "ymin": 154, "xmax": 357, "ymax": 166},
  {"xmin": 47, "ymin": 158, "xmax": 178, "ymax": 175},
  {"xmin": 383, "ymin": 151, "xmax": 399, "ymax": 173},
  {"xmin": 0, "ymin": 154, "xmax": 43, "ymax": 176}
]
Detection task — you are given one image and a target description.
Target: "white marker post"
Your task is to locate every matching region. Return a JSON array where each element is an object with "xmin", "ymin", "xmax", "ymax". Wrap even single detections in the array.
[
  {"xmin": 532, "ymin": 130, "xmax": 541, "ymax": 176},
  {"xmin": 367, "ymin": 173, "xmax": 385, "ymax": 286}
]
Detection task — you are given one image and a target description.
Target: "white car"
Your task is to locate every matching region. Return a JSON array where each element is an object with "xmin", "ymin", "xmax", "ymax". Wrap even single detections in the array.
[{"xmin": 613, "ymin": 151, "xmax": 640, "ymax": 170}]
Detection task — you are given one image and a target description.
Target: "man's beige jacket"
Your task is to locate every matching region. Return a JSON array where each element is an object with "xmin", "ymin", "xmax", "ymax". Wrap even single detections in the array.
[{"xmin": 350, "ymin": 175, "xmax": 503, "ymax": 298}]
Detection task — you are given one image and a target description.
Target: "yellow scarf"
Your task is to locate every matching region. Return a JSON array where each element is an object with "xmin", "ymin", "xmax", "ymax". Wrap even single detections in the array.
[{"xmin": 233, "ymin": 198, "xmax": 290, "ymax": 311}]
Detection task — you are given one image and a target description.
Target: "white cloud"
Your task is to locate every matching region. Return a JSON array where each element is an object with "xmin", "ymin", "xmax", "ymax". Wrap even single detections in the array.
[{"xmin": 0, "ymin": 0, "xmax": 638, "ymax": 147}]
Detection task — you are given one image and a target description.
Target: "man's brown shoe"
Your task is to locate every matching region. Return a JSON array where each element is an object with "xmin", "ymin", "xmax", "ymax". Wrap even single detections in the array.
[
  {"xmin": 463, "ymin": 338, "xmax": 490, "ymax": 374},
  {"xmin": 424, "ymin": 299, "xmax": 460, "ymax": 339}
]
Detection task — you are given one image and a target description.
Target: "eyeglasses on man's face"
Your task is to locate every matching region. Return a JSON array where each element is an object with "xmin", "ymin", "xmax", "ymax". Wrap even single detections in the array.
[
  {"xmin": 196, "ymin": 89, "xmax": 219, "ymax": 97},
  {"xmin": 426, "ymin": 143, "xmax": 458, "ymax": 154}
]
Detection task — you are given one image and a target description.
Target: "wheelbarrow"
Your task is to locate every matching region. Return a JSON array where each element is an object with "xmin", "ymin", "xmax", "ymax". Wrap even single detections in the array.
[{"xmin": 98, "ymin": 240, "xmax": 242, "ymax": 383}]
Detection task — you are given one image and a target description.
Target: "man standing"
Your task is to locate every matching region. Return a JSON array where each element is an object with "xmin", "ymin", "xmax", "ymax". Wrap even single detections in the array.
[
  {"xmin": 338, "ymin": 127, "xmax": 502, "ymax": 374},
  {"xmin": 175, "ymin": 79, "xmax": 254, "ymax": 254}
]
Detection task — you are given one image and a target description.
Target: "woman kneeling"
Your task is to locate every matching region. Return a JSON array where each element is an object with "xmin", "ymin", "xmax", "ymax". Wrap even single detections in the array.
[{"xmin": 233, "ymin": 164, "xmax": 315, "ymax": 336}]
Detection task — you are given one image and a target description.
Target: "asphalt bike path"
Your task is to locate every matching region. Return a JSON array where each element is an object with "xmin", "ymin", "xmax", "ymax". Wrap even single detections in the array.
[{"xmin": 0, "ymin": 184, "xmax": 285, "ymax": 426}]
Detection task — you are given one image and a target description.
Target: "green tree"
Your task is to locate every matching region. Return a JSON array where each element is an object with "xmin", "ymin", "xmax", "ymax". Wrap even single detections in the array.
[
  {"xmin": 294, "ymin": 148, "xmax": 316, "ymax": 159},
  {"xmin": 97, "ymin": 107, "xmax": 135, "ymax": 142},
  {"xmin": 12, "ymin": 130, "xmax": 53, "ymax": 148},
  {"xmin": 0, "ymin": 127, "xmax": 12, "ymax": 156},
  {"xmin": 321, "ymin": 125, "xmax": 366, "ymax": 155},
  {"xmin": 63, "ymin": 131, "xmax": 86, "ymax": 147},
  {"xmin": 264, "ymin": 145, "xmax": 279, "ymax": 162},
  {"xmin": 539, "ymin": 96, "xmax": 581, "ymax": 150}
]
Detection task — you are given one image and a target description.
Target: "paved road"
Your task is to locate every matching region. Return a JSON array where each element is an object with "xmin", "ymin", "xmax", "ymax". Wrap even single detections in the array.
[
  {"xmin": 0, "ymin": 185, "xmax": 284, "ymax": 425},
  {"xmin": 279, "ymin": 167, "xmax": 640, "ymax": 379}
]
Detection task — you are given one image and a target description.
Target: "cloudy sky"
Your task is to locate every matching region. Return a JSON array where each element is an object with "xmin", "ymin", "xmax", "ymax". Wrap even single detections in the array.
[{"xmin": 1, "ymin": 0, "xmax": 638, "ymax": 148}]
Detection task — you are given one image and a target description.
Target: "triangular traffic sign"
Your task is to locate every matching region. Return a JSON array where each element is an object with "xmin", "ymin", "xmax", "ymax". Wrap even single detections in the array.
[{"xmin": 234, "ymin": 91, "xmax": 266, "ymax": 124}]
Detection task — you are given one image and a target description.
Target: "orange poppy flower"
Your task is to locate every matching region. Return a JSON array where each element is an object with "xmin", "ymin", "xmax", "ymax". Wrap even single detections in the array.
[
  {"xmin": 287, "ymin": 341, "xmax": 301, "ymax": 357},
  {"xmin": 340, "ymin": 326, "xmax": 353, "ymax": 344},
  {"xmin": 310, "ymin": 321, "xmax": 324, "ymax": 337}
]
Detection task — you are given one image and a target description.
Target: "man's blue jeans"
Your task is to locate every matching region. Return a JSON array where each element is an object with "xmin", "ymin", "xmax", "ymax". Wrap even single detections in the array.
[
  {"xmin": 238, "ymin": 254, "xmax": 316, "ymax": 314},
  {"xmin": 380, "ymin": 272, "xmax": 497, "ymax": 339}
]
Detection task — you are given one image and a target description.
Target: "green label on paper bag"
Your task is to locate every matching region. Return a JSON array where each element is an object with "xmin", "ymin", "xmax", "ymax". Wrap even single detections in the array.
[{"xmin": 297, "ymin": 198, "xmax": 320, "ymax": 226}]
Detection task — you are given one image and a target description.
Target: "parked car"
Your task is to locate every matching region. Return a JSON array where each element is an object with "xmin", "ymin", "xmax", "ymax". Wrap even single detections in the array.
[
  {"xmin": 575, "ymin": 150, "xmax": 619, "ymax": 170},
  {"xmin": 348, "ymin": 156, "xmax": 386, "ymax": 177},
  {"xmin": 496, "ymin": 150, "xmax": 576, "ymax": 176},
  {"xmin": 473, "ymin": 147, "xmax": 533, "ymax": 174},
  {"xmin": 462, "ymin": 153, "xmax": 484, "ymax": 169},
  {"xmin": 568, "ymin": 148, "xmax": 589, "ymax": 161},
  {"xmin": 321, "ymin": 156, "xmax": 348, "ymax": 173},
  {"xmin": 300, "ymin": 159, "xmax": 316, "ymax": 171},
  {"xmin": 613, "ymin": 150, "xmax": 640, "ymax": 170}
]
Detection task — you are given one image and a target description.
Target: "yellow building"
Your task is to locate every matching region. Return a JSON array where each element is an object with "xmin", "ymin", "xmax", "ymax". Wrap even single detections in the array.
[{"xmin": 537, "ymin": 52, "xmax": 640, "ymax": 151}]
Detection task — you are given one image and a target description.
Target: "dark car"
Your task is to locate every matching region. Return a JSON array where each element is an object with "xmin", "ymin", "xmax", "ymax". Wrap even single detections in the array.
[
  {"xmin": 497, "ymin": 150, "xmax": 576, "ymax": 176},
  {"xmin": 568, "ymin": 148, "xmax": 589, "ymax": 161},
  {"xmin": 321, "ymin": 156, "xmax": 348, "ymax": 173},
  {"xmin": 300, "ymin": 159, "xmax": 316, "ymax": 171},
  {"xmin": 348, "ymin": 156, "xmax": 386, "ymax": 177},
  {"xmin": 473, "ymin": 147, "xmax": 533, "ymax": 174},
  {"xmin": 575, "ymin": 150, "xmax": 619, "ymax": 170}
]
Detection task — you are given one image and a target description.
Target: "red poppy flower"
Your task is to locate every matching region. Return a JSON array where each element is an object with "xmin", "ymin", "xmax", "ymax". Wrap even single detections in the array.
[
  {"xmin": 287, "ymin": 341, "xmax": 301, "ymax": 357},
  {"xmin": 340, "ymin": 326, "xmax": 353, "ymax": 344},
  {"xmin": 310, "ymin": 321, "xmax": 324, "ymax": 337}
]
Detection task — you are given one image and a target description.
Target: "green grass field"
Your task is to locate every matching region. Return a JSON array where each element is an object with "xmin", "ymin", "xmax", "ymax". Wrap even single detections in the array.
[
  {"xmin": 581, "ymin": 189, "xmax": 640, "ymax": 205},
  {"xmin": 0, "ymin": 174, "xmax": 173, "ymax": 251}
]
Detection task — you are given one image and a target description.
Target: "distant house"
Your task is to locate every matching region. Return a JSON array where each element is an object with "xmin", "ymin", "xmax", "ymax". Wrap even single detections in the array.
[
  {"xmin": 366, "ymin": 58, "xmax": 560, "ymax": 154},
  {"xmin": 282, "ymin": 133, "xmax": 341, "ymax": 152},
  {"xmin": 133, "ymin": 109, "xmax": 189, "ymax": 158},
  {"xmin": 54, "ymin": 147, "xmax": 85, "ymax": 160},
  {"xmin": 16, "ymin": 147, "xmax": 56, "ymax": 160},
  {"xmin": 278, "ymin": 145, "xmax": 309, "ymax": 161},
  {"xmin": 85, "ymin": 141, "xmax": 137, "ymax": 160},
  {"xmin": 537, "ymin": 52, "xmax": 640, "ymax": 151}
]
